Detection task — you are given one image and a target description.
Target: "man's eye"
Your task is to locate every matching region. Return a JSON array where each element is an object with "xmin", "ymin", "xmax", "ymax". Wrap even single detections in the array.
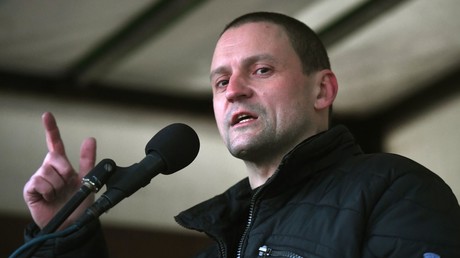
[
  {"xmin": 255, "ymin": 67, "xmax": 271, "ymax": 75},
  {"xmin": 215, "ymin": 80, "xmax": 229, "ymax": 88}
]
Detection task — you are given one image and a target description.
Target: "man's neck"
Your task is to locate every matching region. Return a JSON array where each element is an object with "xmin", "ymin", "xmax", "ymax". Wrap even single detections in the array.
[
  {"xmin": 242, "ymin": 126, "xmax": 329, "ymax": 189},
  {"xmin": 244, "ymin": 157, "xmax": 283, "ymax": 189}
]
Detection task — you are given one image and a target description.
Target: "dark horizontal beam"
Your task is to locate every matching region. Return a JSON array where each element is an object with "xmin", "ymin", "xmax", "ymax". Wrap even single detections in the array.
[
  {"xmin": 333, "ymin": 63, "xmax": 460, "ymax": 152},
  {"xmin": 0, "ymin": 70, "xmax": 213, "ymax": 116},
  {"xmin": 318, "ymin": 0, "xmax": 410, "ymax": 48},
  {"xmin": 376, "ymin": 64, "xmax": 460, "ymax": 126}
]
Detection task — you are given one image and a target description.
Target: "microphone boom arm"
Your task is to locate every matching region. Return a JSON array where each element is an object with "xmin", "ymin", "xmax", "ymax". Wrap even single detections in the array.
[
  {"xmin": 19, "ymin": 158, "xmax": 116, "ymax": 258},
  {"xmin": 38, "ymin": 158, "xmax": 116, "ymax": 233},
  {"xmin": 76, "ymin": 154, "xmax": 165, "ymax": 227}
]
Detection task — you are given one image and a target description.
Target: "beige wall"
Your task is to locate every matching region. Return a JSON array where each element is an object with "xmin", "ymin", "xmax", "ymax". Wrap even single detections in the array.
[{"xmin": 385, "ymin": 92, "xmax": 460, "ymax": 200}]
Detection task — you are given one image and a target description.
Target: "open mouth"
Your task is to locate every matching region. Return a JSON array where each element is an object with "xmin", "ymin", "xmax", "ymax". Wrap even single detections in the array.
[{"xmin": 231, "ymin": 113, "xmax": 257, "ymax": 126}]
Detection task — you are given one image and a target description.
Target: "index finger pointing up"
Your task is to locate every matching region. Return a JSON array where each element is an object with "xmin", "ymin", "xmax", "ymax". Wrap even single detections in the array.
[{"xmin": 42, "ymin": 112, "xmax": 66, "ymax": 155}]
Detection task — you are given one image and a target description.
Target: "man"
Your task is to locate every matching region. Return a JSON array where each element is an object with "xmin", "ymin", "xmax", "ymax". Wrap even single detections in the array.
[{"xmin": 22, "ymin": 12, "xmax": 460, "ymax": 257}]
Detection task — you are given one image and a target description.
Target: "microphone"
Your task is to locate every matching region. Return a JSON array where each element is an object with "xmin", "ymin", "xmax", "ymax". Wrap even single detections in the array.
[{"xmin": 75, "ymin": 123, "xmax": 200, "ymax": 227}]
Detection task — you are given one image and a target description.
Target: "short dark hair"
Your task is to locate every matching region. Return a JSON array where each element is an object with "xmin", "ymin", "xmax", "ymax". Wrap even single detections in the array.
[{"xmin": 222, "ymin": 12, "xmax": 330, "ymax": 75}]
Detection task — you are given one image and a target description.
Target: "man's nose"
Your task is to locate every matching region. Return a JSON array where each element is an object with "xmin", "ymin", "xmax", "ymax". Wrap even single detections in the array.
[{"xmin": 225, "ymin": 75, "xmax": 253, "ymax": 102}]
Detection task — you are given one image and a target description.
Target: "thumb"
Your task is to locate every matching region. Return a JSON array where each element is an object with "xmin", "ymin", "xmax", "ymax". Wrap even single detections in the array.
[{"xmin": 78, "ymin": 137, "xmax": 97, "ymax": 178}]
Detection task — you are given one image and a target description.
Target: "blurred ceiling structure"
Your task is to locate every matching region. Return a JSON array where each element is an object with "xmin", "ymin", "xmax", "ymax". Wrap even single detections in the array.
[{"xmin": 1, "ymin": 0, "xmax": 459, "ymax": 125}]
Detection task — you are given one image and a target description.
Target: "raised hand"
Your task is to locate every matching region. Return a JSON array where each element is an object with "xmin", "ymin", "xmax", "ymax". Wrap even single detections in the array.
[{"xmin": 23, "ymin": 112, "xmax": 97, "ymax": 230}]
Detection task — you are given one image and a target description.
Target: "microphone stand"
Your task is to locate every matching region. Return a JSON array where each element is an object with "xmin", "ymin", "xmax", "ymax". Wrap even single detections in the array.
[{"xmin": 18, "ymin": 159, "xmax": 116, "ymax": 258}]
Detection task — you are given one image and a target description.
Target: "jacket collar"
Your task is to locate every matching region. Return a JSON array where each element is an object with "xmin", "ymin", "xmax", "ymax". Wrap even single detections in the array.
[
  {"xmin": 263, "ymin": 125, "xmax": 362, "ymax": 198},
  {"xmin": 175, "ymin": 125, "xmax": 362, "ymax": 235}
]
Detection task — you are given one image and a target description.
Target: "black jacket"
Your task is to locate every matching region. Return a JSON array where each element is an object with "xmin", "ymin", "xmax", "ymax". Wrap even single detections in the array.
[
  {"xmin": 175, "ymin": 126, "xmax": 460, "ymax": 257},
  {"xmin": 23, "ymin": 126, "xmax": 460, "ymax": 257}
]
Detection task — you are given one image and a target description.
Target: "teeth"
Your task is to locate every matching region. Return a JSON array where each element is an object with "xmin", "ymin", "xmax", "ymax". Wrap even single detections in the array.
[{"xmin": 237, "ymin": 114, "xmax": 252, "ymax": 123}]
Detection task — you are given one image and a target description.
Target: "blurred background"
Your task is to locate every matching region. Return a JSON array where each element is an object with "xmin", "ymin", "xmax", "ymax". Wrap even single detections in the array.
[{"xmin": 1, "ymin": 0, "xmax": 459, "ymax": 257}]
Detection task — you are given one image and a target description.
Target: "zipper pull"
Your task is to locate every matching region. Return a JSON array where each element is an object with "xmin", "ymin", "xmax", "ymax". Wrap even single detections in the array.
[
  {"xmin": 258, "ymin": 245, "xmax": 271, "ymax": 256},
  {"xmin": 258, "ymin": 245, "xmax": 305, "ymax": 258}
]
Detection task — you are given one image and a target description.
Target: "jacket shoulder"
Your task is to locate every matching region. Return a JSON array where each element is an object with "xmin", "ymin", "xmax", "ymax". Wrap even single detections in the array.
[
  {"xmin": 345, "ymin": 153, "xmax": 460, "ymax": 256},
  {"xmin": 344, "ymin": 152, "xmax": 458, "ymax": 209}
]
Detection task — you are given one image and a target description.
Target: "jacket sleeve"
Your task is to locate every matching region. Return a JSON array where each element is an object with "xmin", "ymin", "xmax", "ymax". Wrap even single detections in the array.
[
  {"xmin": 363, "ymin": 162, "xmax": 460, "ymax": 257},
  {"xmin": 23, "ymin": 219, "xmax": 109, "ymax": 258}
]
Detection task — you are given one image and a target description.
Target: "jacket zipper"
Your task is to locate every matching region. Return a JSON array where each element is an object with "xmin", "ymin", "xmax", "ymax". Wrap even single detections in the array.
[
  {"xmin": 258, "ymin": 245, "xmax": 304, "ymax": 258},
  {"xmin": 236, "ymin": 166, "xmax": 282, "ymax": 258},
  {"xmin": 236, "ymin": 188, "xmax": 260, "ymax": 258},
  {"xmin": 216, "ymin": 238, "xmax": 227, "ymax": 258}
]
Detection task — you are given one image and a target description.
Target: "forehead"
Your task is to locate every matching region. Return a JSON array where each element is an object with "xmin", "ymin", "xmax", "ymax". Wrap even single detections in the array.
[
  {"xmin": 219, "ymin": 21, "xmax": 288, "ymax": 44},
  {"xmin": 211, "ymin": 22, "xmax": 295, "ymax": 69}
]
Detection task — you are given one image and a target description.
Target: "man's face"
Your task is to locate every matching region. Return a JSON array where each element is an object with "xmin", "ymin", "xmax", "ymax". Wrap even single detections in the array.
[{"xmin": 210, "ymin": 22, "xmax": 320, "ymax": 162}]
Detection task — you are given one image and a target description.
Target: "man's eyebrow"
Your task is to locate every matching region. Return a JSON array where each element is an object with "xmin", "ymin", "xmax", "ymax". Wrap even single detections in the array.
[
  {"xmin": 244, "ymin": 54, "xmax": 277, "ymax": 65},
  {"xmin": 209, "ymin": 54, "xmax": 277, "ymax": 81},
  {"xmin": 210, "ymin": 66, "xmax": 229, "ymax": 82}
]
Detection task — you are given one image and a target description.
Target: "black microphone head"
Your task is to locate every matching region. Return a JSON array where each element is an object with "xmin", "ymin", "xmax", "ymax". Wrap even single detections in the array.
[{"xmin": 145, "ymin": 123, "xmax": 200, "ymax": 174}]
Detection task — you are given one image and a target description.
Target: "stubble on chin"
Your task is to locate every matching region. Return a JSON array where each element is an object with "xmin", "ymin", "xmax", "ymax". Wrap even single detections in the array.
[{"xmin": 226, "ymin": 127, "xmax": 272, "ymax": 161}]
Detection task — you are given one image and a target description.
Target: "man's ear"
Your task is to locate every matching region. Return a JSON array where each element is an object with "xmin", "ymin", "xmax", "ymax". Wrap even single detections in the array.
[{"xmin": 314, "ymin": 70, "xmax": 338, "ymax": 110}]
